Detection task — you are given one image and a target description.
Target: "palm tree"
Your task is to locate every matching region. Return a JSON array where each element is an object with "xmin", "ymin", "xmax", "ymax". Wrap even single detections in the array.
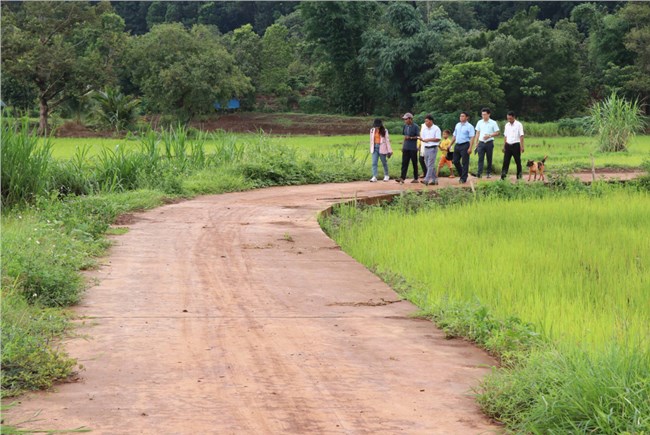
[{"xmin": 91, "ymin": 88, "xmax": 141, "ymax": 133}]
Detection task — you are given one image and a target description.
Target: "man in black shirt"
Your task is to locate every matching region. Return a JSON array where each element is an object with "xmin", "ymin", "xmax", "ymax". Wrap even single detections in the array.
[{"xmin": 396, "ymin": 112, "xmax": 420, "ymax": 184}]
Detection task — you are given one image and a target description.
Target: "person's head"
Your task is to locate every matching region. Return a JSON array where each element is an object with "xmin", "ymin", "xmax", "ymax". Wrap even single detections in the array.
[
  {"xmin": 481, "ymin": 108, "xmax": 491, "ymax": 121},
  {"xmin": 402, "ymin": 112, "xmax": 413, "ymax": 125},
  {"xmin": 460, "ymin": 111, "xmax": 469, "ymax": 123},
  {"xmin": 424, "ymin": 114, "xmax": 434, "ymax": 127},
  {"xmin": 507, "ymin": 111, "xmax": 516, "ymax": 123},
  {"xmin": 442, "ymin": 129, "xmax": 450, "ymax": 139},
  {"xmin": 373, "ymin": 118, "xmax": 386, "ymax": 137}
]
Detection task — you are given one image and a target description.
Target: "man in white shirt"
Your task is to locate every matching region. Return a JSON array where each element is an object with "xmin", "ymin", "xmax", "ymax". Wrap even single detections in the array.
[
  {"xmin": 501, "ymin": 111, "xmax": 525, "ymax": 180},
  {"xmin": 420, "ymin": 114, "xmax": 442, "ymax": 185},
  {"xmin": 473, "ymin": 107, "xmax": 500, "ymax": 178}
]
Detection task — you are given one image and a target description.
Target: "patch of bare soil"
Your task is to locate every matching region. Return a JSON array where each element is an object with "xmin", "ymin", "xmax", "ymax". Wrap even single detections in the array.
[
  {"xmin": 56, "ymin": 121, "xmax": 116, "ymax": 138},
  {"xmin": 192, "ymin": 113, "xmax": 372, "ymax": 135}
]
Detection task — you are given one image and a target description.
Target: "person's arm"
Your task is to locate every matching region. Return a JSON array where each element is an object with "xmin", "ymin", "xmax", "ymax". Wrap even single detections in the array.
[
  {"xmin": 369, "ymin": 129, "xmax": 374, "ymax": 153},
  {"xmin": 468, "ymin": 126, "xmax": 476, "ymax": 154},
  {"xmin": 519, "ymin": 123, "xmax": 525, "ymax": 153},
  {"xmin": 492, "ymin": 122, "xmax": 501, "ymax": 139},
  {"xmin": 385, "ymin": 131, "xmax": 393, "ymax": 154},
  {"xmin": 450, "ymin": 125, "xmax": 457, "ymax": 147},
  {"xmin": 431, "ymin": 127, "xmax": 441, "ymax": 144}
]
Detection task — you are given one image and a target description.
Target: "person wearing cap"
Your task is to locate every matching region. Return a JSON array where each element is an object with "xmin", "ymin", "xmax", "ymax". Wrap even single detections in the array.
[
  {"xmin": 396, "ymin": 112, "xmax": 420, "ymax": 184},
  {"xmin": 420, "ymin": 114, "xmax": 442, "ymax": 185},
  {"xmin": 449, "ymin": 111, "xmax": 476, "ymax": 184},
  {"xmin": 369, "ymin": 118, "xmax": 393, "ymax": 182},
  {"xmin": 473, "ymin": 107, "xmax": 500, "ymax": 178}
]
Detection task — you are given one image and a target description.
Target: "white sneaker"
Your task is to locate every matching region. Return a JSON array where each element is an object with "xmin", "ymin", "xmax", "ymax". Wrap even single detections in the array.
[
  {"xmin": 383, "ymin": 175, "xmax": 390, "ymax": 182},
  {"xmin": 370, "ymin": 176, "xmax": 377, "ymax": 182}
]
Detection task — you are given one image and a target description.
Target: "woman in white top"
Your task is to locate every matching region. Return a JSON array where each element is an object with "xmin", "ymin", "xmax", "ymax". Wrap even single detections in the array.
[{"xmin": 369, "ymin": 118, "xmax": 393, "ymax": 182}]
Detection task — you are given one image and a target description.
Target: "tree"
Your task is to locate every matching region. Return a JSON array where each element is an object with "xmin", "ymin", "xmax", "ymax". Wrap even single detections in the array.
[
  {"xmin": 226, "ymin": 24, "xmax": 262, "ymax": 95},
  {"xmin": 91, "ymin": 87, "xmax": 140, "ymax": 133},
  {"xmin": 301, "ymin": 1, "xmax": 377, "ymax": 113},
  {"xmin": 1, "ymin": 2, "xmax": 126, "ymax": 134},
  {"xmin": 259, "ymin": 24, "xmax": 292, "ymax": 96},
  {"xmin": 359, "ymin": 2, "xmax": 428, "ymax": 112},
  {"xmin": 484, "ymin": 8, "xmax": 587, "ymax": 120},
  {"xmin": 417, "ymin": 58, "xmax": 504, "ymax": 117},
  {"xmin": 620, "ymin": 2, "xmax": 650, "ymax": 111},
  {"xmin": 126, "ymin": 23, "xmax": 252, "ymax": 122}
]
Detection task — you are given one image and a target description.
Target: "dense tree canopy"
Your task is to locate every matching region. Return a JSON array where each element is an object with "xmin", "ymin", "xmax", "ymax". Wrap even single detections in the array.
[
  {"xmin": 126, "ymin": 23, "xmax": 251, "ymax": 121},
  {"xmin": 2, "ymin": 0, "xmax": 649, "ymax": 124},
  {"xmin": 1, "ymin": 2, "xmax": 126, "ymax": 133}
]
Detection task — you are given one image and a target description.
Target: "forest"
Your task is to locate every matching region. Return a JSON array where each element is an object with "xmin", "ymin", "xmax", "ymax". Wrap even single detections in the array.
[{"xmin": 2, "ymin": 1, "xmax": 649, "ymax": 133}]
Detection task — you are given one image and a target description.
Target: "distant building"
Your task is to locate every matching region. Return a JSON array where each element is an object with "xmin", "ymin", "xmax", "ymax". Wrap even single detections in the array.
[{"xmin": 214, "ymin": 99, "xmax": 240, "ymax": 111}]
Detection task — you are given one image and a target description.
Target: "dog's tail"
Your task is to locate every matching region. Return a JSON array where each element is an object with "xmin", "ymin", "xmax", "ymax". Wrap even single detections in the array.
[{"xmin": 541, "ymin": 155, "xmax": 547, "ymax": 163}]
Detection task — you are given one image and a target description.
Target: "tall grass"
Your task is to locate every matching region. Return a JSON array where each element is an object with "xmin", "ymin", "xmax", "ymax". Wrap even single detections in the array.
[
  {"xmin": 322, "ymin": 184, "xmax": 650, "ymax": 432},
  {"xmin": 591, "ymin": 92, "xmax": 646, "ymax": 152},
  {"xmin": 1, "ymin": 119, "xmax": 53, "ymax": 207}
]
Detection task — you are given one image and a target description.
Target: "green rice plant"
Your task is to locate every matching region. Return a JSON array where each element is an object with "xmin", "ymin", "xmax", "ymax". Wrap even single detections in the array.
[
  {"xmin": 590, "ymin": 92, "xmax": 646, "ymax": 152},
  {"xmin": 1, "ymin": 118, "xmax": 53, "ymax": 207},
  {"xmin": 323, "ymin": 187, "xmax": 650, "ymax": 432}
]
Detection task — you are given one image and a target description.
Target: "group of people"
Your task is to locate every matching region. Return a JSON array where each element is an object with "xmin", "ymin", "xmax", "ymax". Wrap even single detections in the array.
[{"xmin": 369, "ymin": 109, "xmax": 525, "ymax": 185}]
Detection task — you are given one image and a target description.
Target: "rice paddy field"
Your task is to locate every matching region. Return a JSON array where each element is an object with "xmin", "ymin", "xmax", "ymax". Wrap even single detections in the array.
[
  {"xmin": 324, "ymin": 184, "xmax": 650, "ymax": 432},
  {"xmin": 48, "ymin": 134, "xmax": 650, "ymax": 171}
]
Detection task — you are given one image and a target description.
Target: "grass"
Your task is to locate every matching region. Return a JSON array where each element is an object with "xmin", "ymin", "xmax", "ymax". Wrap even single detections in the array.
[
  {"xmin": 47, "ymin": 135, "xmax": 650, "ymax": 176},
  {"xmin": 321, "ymin": 181, "xmax": 650, "ymax": 433}
]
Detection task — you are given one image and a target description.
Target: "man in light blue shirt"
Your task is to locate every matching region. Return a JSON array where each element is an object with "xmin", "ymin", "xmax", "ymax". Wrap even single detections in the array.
[
  {"xmin": 449, "ymin": 111, "xmax": 476, "ymax": 184},
  {"xmin": 473, "ymin": 107, "xmax": 500, "ymax": 178}
]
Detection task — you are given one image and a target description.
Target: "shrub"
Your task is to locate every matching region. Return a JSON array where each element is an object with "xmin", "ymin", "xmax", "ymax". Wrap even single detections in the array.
[
  {"xmin": 590, "ymin": 92, "xmax": 646, "ymax": 152},
  {"xmin": 299, "ymin": 95, "xmax": 326, "ymax": 114},
  {"xmin": 90, "ymin": 87, "xmax": 141, "ymax": 133}
]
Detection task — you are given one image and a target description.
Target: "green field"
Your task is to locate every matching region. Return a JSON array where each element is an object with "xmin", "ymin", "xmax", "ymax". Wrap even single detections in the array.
[
  {"xmin": 323, "ymin": 184, "xmax": 650, "ymax": 432},
  {"xmin": 48, "ymin": 134, "xmax": 650, "ymax": 172},
  {"xmin": 328, "ymin": 190, "xmax": 649, "ymax": 354}
]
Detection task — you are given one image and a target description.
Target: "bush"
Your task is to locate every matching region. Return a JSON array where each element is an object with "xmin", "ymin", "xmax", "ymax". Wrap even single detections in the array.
[
  {"xmin": 298, "ymin": 95, "xmax": 326, "ymax": 114},
  {"xmin": 590, "ymin": 92, "xmax": 646, "ymax": 152}
]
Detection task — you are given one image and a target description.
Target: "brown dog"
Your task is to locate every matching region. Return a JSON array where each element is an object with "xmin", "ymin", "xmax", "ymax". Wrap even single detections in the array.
[{"xmin": 526, "ymin": 156, "xmax": 547, "ymax": 181}]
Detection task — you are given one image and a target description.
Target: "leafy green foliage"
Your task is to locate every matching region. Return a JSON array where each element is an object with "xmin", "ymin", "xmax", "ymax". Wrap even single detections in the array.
[
  {"xmin": 417, "ymin": 59, "xmax": 504, "ymax": 116},
  {"xmin": 1, "ymin": 2, "xmax": 127, "ymax": 134},
  {"xmin": 259, "ymin": 24, "xmax": 292, "ymax": 96},
  {"xmin": 126, "ymin": 23, "xmax": 252, "ymax": 122}
]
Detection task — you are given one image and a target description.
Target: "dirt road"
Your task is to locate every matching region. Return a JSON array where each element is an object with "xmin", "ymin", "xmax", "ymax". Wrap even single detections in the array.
[{"xmin": 6, "ymin": 173, "xmax": 641, "ymax": 434}]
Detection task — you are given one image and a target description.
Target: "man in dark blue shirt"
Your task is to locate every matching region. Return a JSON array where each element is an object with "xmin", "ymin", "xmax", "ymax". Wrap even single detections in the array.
[{"xmin": 396, "ymin": 113, "xmax": 421, "ymax": 183}]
